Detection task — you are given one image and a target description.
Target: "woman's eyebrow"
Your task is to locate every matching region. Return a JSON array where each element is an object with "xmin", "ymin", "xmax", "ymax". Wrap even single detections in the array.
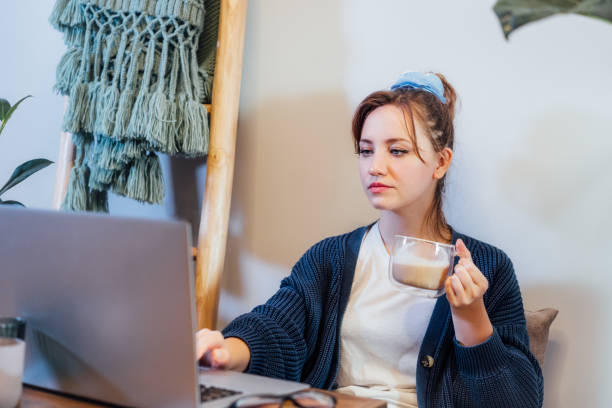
[{"xmin": 360, "ymin": 138, "xmax": 410, "ymax": 144}]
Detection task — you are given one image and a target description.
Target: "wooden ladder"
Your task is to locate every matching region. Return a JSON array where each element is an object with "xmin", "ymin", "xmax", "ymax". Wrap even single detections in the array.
[{"xmin": 52, "ymin": 0, "xmax": 249, "ymax": 331}]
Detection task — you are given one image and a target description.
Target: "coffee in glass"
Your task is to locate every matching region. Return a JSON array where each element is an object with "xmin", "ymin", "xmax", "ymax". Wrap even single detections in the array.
[{"xmin": 389, "ymin": 235, "xmax": 456, "ymax": 298}]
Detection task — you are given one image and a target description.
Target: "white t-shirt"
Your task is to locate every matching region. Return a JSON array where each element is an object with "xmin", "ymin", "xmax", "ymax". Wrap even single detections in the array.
[{"xmin": 336, "ymin": 222, "xmax": 437, "ymax": 408}]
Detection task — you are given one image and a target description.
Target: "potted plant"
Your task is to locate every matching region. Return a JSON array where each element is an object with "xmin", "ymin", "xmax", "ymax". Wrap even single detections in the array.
[{"xmin": 0, "ymin": 96, "xmax": 53, "ymax": 206}]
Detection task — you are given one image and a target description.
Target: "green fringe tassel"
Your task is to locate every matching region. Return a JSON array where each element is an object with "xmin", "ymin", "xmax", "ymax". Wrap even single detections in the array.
[
  {"xmin": 126, "ymin": 154, "xmax": 164, "ymax": 204},
  {"xmin": 96, "ymin": 84, "xmax": 119, "ymax": 138},
  {"xmin": 111, "ymin": 166, "xmax": 130, "ymax": 197},
  {"xmin": 200, "ymin": 69, "xmax": 213, "ymax": 104},
  {"xmin": 146, "ymin": 90, "xmax": 178, "ymax": 154},
  {"xmin": 126, "ymin": 88, "xmax": 150, "ymax": 140},
  {"xmin": 112, "ymin": 166, "xmax": 129, "ymax": 196},
  {"xmin": 62, "ymin": 0, "xmax": 84, "ymax": 27},
  {"xmin": 49, "ymin": 0, "xmax": 70, "ymax": 30},
  {"xmin": 89, "ymin": 164, "xmax": 115, "ymax": 189},
  {"xmin": 65, "ymin": 26, "xmax": 86, "ymax": 48},
  {"xmin": 63, "ymin": 83, "xmax": 89, "ymax": 134},
  {"xmin": 61, "ymin": 165, "xmax": 88, "ymax": 211},
  {"xmin": 54, "ymin": 47, "xmax": 82, "ymax": 95},
  {"xmin": 93, "ymin": 137, "xmax": 122, "ymax": 170},
  {"xmin": 88, "ymin": 189, "xmax": 109, "ymax": 212},
  {"xmin": 71, "ymin": 131, "xmax": 92, "ymax": 151},
  {"xmin": 119, "ymin": 140, "xmax": 146, "ymax": 163},
  {"xmin": 49, "ymin": 0, "xmax": 85, "ymax": 30},
  {"xmin": 181, "ymin": 100, "xmax": 209, "ymax": 155},
  {"xmin": 92, "ymin": 137, "xmax": 148, "ymax": 170},
  {"xmin": 112, "ymin": 88, "xmax": 136, "ymax": 140},
  {"xmin": 85, "ymin": 82, "xmax": 102, "ymax": 133},
  {"xmin": 145, "ymin": 154, "xmax": 165, "ymax": 204}
]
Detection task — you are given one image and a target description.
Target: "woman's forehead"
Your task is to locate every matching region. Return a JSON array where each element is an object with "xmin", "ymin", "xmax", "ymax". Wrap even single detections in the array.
[{"xmin": 360, "ymin": 104, "xmax": 427, "ymax": 144}]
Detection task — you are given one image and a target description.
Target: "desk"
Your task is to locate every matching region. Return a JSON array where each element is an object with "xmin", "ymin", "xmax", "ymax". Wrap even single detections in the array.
[{"xmin": 21, "ymin": 385, "xmax": 387, "ymax": 408}]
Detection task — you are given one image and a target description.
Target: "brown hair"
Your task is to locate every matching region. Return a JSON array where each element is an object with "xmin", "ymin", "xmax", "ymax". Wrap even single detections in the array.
[{"xmin": 351, "ymin": 73, "xmax": 458, "ymax": 242}]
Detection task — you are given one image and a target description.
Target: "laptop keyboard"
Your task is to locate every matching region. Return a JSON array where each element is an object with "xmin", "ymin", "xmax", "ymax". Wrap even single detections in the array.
[{"xmin": 199, "ymin": 384, "xmax": 243, "ymax": 402}]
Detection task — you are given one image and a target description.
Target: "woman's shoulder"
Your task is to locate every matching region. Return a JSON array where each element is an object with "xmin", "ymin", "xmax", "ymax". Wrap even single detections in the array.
[
  {"xmin": 304, "ymin": 224, "xmax": 370, "ymax": 257},
  {"xmin": 285, "ymin": 224, "xmax": 370, "ymax": 290},
  {"xmin": 295, "ymin": 223, "xmax": 371, "ymax": 269}
]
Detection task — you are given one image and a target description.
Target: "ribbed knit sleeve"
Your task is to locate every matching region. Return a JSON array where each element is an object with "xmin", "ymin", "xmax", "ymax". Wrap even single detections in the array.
[
  {"xmin": 451, "ymin": 242, "xmax": 544, "ymax": 407},
  {"xmin": 221, "ymin": 237, "xmax": 337, "ymax": 382}
]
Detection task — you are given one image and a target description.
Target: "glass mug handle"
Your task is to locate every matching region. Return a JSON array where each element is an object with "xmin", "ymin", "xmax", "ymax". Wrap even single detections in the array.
[{"xmin": 448, "ymin": 245, "xmax": 458, "ymax": 277}]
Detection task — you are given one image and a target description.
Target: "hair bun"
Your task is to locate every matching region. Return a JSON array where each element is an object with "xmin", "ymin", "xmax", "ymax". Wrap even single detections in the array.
[{"xmin": 433, "ymin": 72, "xmax": 458, "ymax": 121}]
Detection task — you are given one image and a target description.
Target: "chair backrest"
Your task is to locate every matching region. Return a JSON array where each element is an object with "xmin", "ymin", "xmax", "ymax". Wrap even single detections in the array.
[{"xmin": 525, "ymin": 308, "xmax": 559, "ymax": 367}]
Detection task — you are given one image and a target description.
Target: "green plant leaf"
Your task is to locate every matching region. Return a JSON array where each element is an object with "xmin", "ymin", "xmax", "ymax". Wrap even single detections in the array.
[
  {"xmin": 493, "ymin": 0, "xmax": 612, "ymax": 39},
  {"xmin": 0, "ymin": 95, "xmax": 32, "ymax": 136},
  {"xmin": 0, "ymin": 199, "xmax": 25, "ymax": 207},
  {"xmin": 0, "ymin": 99, "xmax": 10, "ymax": 121},
  {"xmin": 0, "ymin": 158, "xmax": 53, "ymax": 196}
]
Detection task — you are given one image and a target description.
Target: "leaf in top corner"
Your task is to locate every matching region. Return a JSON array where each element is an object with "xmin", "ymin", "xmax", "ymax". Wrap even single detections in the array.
[
  {"xmin": 493, "ymin": 0, "xmax": 612, "ymax": 39},
  {"xmin": 573, "ymin": 0, "xmax": 612, "ymax": 23}
]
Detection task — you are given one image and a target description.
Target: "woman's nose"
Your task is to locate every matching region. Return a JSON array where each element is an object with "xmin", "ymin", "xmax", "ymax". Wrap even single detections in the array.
[{"xmin": 368, "ymin": 151, "xmax": 387, "ymax": 176}]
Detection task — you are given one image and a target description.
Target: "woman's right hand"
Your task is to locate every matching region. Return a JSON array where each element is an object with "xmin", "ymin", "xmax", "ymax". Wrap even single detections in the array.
[
  {"xmin": 196, "ymin": 328, "xmax": 231, "ymax": 368},
  {"xmin": 196, "ymin": 328, "xmax": 251, "ymax": 371}
]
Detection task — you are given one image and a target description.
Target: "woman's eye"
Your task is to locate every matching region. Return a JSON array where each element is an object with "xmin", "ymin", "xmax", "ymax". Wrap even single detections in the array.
[
  {"xmin": 390, "ymin": 149, "xmax": 409, "ymax": 156},
  {"xmin": 359, "ymin": 148, "xmax": 373, "ymax": 156}
]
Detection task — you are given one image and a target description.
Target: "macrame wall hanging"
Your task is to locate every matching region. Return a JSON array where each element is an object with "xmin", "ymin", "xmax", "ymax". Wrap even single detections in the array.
[{"xmin": 50, "ymin": 0, "xmax": 219, "ymax": 212}]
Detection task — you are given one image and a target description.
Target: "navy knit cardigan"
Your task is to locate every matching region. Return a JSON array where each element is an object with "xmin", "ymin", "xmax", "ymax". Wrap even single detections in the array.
[{"xmin": 222, "ymin": 225, "xmax": 544, "ymax": 407}]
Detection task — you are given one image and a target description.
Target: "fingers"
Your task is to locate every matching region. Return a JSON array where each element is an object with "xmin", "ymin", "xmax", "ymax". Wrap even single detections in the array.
[
  {"xmin": 455, "ymin": 240, "xmax": 488, "ymax": 291},
  {"xmin": 455, "ymin": 239, "xmax": 471, "ymax": 261},
  {"xmin": 210, "ymin": 348, "xmax": 230, "ymax": 368},
  {"xmin": 472, "ymin": 267, "xmax": 489, "ymax": 292},
  {"xmin": 445, "ymin": 242, "xmax": 489, "ymax": 308},
  {"xmin": 453, "ymin": 264, "xmax": 474, "ymax": 300},
  {"xmin": 196, "ymin": 329, "xmax": 228, "ymax": 368},
  {"xmin": 456, "ymin": 257, "xmax": 488, "ymax": 293},
  {"xmin": 445, "ymin": 277, "xmax": 457, "ymax": 304}
]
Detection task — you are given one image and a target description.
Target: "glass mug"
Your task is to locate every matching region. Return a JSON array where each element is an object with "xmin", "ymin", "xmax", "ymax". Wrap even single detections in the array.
[
  {"xmin": 389, "ymin": 235, "xmax": 457, "ymax": 298},
  {"xmin": 0, "ymin": 317, "xmax": 27, "ymax": 408}
]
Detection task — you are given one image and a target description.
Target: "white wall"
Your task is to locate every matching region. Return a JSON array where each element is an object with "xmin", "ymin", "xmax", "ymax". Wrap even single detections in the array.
[{"xmin": 1, "ymin": 1, "xmax": 611, "ymax": 407}]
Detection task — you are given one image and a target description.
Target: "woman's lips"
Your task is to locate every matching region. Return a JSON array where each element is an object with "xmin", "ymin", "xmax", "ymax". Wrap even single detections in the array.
[{"xmin": 368, "ymin": 183, "xmax": 391, "ymax": 193}]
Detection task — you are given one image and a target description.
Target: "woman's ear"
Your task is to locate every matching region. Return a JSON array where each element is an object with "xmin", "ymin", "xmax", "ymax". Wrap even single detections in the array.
[{"xmin": 434, "ymin": 147, "xmax": 453, "ymax": 179}]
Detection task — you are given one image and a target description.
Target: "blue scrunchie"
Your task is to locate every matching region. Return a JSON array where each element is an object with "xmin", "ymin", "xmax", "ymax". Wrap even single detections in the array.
[{"xmin": 390, "ymin": 71, "xmax": 446, "ymax": 104}]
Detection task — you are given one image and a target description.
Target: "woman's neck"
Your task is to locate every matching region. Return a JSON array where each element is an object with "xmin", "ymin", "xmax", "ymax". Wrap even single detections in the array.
[{"xmin": 377, "ymin": 208, "xmax": 450, "ymax": 253}]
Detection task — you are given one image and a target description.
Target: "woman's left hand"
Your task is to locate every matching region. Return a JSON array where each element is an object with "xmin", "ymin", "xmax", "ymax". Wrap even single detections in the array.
[
  {"xmin": 445, "ymin": 239, "xmax": 488, "ymax": 308},
  {"xmin": 445, "ymin": 239, "xmax": 494, "ymax": 346}
]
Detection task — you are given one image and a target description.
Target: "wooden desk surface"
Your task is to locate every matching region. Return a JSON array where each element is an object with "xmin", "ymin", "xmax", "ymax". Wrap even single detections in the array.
[{"xmin": 21, "ymin": 385, "xmax": 387, "ymax": 408}]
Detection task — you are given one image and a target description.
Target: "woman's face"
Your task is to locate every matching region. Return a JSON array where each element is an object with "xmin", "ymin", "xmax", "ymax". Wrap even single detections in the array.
[{"xmin": 358, "ymin": 104, "xmax": 448, "ymax": 213}]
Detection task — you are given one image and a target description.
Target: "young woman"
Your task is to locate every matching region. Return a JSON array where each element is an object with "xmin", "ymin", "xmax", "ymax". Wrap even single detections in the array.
[{"xmin": 196, "ymin": 72, "xmax": 543, "ymax": 407}]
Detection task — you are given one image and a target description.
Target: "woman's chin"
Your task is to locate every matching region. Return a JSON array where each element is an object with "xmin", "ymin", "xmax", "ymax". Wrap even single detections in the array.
[{"xmin": 368, "ymin": 198, "xmax": 394, "ymax": 211}]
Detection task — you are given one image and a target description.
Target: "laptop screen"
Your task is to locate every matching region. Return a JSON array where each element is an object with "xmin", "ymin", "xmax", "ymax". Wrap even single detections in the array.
[{"xmin": 0, "ymin": 207, "xmax": 199, "ymax": 408}]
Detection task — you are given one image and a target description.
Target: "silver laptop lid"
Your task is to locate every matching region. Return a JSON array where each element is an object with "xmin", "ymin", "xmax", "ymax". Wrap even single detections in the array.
[{"xmin": 0, "ymin": 207, "xmax": 199, "ymax": 408}]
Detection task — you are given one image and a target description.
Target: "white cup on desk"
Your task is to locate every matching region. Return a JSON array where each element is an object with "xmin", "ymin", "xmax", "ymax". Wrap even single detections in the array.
[{"xmin": 0, "ymin": 337, "xmax": 26, "ymax": 408}]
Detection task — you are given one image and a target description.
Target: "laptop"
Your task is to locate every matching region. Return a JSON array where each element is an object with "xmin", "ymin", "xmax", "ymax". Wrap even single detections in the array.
[{"xmin": 0, "ymin": 207, "xmax": 309, "ymax": 407}]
